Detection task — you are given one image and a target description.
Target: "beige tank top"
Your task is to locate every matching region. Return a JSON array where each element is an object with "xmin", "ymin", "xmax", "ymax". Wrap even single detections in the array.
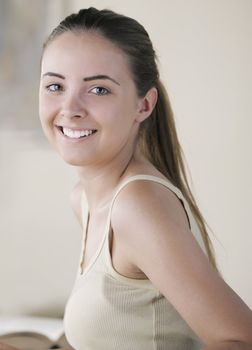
[{"xmin": 64, "ymin": 175, "xmax": 207, "ymax": 349}]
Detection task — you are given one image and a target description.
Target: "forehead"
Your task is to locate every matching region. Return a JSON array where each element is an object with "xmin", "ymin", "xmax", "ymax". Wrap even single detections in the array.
[{"xmin": 41, "ymin": 31, "xmax": 132, "ymax": 80}]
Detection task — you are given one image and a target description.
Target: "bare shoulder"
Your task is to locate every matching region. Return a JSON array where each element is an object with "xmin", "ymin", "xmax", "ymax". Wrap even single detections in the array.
[
  {"xmin": 111, "ymin": 177, "xmax": 191, "ymax": 277},
  {"xmin": 111, "ymin": 178, "xmax": 190, "ymax": 233},
  {"xmin": 110, "ymin": 177, "xmax": 199, "ymax": 287},
  {"xmin": 70, "ymin": 181, "xmax": 84, "ymax": 227}
]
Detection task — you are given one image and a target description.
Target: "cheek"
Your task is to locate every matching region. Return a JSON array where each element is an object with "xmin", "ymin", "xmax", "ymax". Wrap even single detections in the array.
[
  {"xmin": 38, "ymin": 100, "xmax": 56, "ymax": 144},
  {"xmin": 39, "ymin": 96, "xmax": 55, "ymax": 125},
  {"xmin": 39, "ymin": 92, "xmax": 47, "ymax": 120},
  {"xmin": 98, "ymin": 98, "xmax": 136, "ymax": 127}
]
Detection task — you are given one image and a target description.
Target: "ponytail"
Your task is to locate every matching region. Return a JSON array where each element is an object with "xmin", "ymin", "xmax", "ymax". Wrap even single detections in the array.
[{"xmin": 139, "ymin": 80, "xmax": 219, "ymax": 272}]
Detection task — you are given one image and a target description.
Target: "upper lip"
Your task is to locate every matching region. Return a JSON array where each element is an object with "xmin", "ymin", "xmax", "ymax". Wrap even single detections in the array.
[{"xmin": 56, "ymin": 125, "xmax": 97, "ymax": 131}]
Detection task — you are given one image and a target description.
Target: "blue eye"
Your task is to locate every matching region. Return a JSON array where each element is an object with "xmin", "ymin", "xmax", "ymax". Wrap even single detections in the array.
[
  {"xmin": 90, "ymin": 86, "xmax": 110, "ymax": 95},
  {"xmin": 46, "ymin": 84, "xmax": 62, "ymax": 92}
]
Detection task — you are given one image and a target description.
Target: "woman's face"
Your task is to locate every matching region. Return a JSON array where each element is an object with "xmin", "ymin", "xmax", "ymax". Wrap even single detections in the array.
[{"xmin": 39, "ymin": 31, "xmax": 144, "ymax": 167}]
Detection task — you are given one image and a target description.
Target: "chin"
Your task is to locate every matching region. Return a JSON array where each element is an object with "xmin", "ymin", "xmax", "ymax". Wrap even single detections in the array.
[
  {"xmin": 60, "ymin": 155, "xmax": 87, "ymax": 167},
  {"xmin": 55, "ymin": 146, "xmax": 90, "ymax": 166}
]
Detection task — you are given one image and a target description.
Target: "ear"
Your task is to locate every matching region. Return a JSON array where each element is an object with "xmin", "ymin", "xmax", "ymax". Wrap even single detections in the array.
[{"xmin": 135, "ymin": 87, "xmax": 158, "ymax": 123}]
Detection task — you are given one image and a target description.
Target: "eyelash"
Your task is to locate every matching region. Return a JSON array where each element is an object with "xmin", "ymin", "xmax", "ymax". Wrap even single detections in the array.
[
  {"xmin": 45, "ymin": 84, "xmax": 111, "ymax": 96},
  {"xmin": 45, "ymin": 84, "xmax": 62, "ymax": 92},
  {"xmin": 89, "ymin": 86, "xmax": 111, "ymax": 96}
]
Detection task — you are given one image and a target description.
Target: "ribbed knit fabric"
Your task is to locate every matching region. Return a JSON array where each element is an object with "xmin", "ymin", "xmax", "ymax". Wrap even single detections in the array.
[{"xmin": 64, "ymin": 175, "xmax": 206, "ymax": 349}]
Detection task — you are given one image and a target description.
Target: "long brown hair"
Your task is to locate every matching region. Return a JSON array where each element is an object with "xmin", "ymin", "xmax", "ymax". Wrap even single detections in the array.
[
  {"xmin": 43, "ymin": 7, "xmax": 219, "ymax": 271},
  {"xmin": 139, "ymin": 80, "xmax": 219, "ymax": 271}
]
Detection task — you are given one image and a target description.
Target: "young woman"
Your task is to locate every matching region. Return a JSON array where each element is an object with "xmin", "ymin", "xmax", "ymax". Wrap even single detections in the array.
[{"xmin": 1, "ymin": 7, "xmax": 251, "ymax": 350}]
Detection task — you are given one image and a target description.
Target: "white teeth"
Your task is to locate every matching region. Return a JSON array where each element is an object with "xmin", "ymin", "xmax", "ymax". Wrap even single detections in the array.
[{"xmin": 62, "ymin": 127, "xmax": 94, "ymax": 139}]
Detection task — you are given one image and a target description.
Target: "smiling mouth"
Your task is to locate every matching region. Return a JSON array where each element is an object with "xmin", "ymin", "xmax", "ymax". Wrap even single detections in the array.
[{"xmin": 57, "ymin": 126, "xmax": 97, "ymax": 139}]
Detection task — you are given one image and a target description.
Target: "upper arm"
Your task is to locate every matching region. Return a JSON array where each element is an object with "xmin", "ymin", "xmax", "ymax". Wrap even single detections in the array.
[
  {"xmin": 70, "ymin": 182, "xmax": 84, "ymax": 227},
  {"xmin": 111, "ymin": 181, "xmax": 252, "ymax": 346}
]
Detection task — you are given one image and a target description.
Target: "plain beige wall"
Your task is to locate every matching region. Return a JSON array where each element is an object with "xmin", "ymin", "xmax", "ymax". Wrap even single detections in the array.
[{"xmin": 0, "ymin": 0, "xmax": 251, "ymax": 316}]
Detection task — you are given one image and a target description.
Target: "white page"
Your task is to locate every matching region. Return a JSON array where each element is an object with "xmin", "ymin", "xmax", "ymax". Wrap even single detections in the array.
[{"xmin": 0, "ymin": 315, "xmax": 64, "ymax": 342}]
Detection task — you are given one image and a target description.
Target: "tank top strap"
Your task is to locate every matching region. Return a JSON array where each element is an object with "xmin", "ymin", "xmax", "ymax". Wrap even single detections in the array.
[
  {"xmin": 106, "ymin": 174, "xmax": 190, "ymax": 230},
  {"xmin": 104, "ymin": 173, "xmax": 207, "ymax": 256},
  {"xmin": 112, "ymin": 174, "xmax": 182, "ymax": 202},
  {"xmin": 80, "ymin": 190, "xmax": 89, "ymax": 228}
]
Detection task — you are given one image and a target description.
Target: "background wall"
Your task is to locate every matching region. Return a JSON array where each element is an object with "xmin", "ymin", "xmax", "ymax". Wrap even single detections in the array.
[{"xmin": 0, "ymin": 0, "xmax": 251, "ymax": 317}]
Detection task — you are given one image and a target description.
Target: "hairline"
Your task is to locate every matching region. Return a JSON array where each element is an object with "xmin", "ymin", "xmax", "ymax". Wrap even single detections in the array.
[{"xmin": 42, "ymin": 27, "xmax": 144, "ymax": 96}]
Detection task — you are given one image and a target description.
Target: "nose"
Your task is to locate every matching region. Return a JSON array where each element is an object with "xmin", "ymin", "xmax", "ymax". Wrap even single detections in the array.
[{"xmin": 60, "ymin": 89, "xmax": 87, "ymax": 119}]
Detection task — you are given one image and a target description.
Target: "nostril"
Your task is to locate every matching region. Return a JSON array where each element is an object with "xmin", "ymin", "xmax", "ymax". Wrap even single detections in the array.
[{"xmin": 60, "ymin": 112, "xmax": 85, "ymax": 119}]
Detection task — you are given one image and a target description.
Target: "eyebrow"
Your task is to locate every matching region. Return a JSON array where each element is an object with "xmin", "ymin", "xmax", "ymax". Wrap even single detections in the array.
[
  {"xmin": 42, "ymin": 72, "xmax": 65, "ymax": 79},
  {"xmin": 84, "ymin": 75, "xmax": 120, "ymax": 86},
  {"xmin": 42, "ymin": 72, "xmax": 120, "ymax": 85}
]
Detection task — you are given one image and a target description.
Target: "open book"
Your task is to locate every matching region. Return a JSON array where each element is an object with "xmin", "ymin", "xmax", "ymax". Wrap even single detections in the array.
[{"xmin": 0, "ymin": 315, "xmax": 72, "ymax": 349}]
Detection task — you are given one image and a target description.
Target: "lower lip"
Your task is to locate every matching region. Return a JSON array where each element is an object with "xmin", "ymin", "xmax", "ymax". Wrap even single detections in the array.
[{"xmin": 56, "ymin": 127, "xmax": 97, "ymax": 143}]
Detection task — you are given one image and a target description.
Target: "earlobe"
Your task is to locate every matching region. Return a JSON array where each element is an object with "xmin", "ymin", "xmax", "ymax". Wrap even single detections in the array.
[{"xmin": 135, "ymin": 87, "xmax": 158, "ymax": 123}]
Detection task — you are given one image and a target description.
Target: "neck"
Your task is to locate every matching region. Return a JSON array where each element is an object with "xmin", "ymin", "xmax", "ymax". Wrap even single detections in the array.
[{"xmin": 76, "ymin": 145, "xmax": 142, "ymax": 214}]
